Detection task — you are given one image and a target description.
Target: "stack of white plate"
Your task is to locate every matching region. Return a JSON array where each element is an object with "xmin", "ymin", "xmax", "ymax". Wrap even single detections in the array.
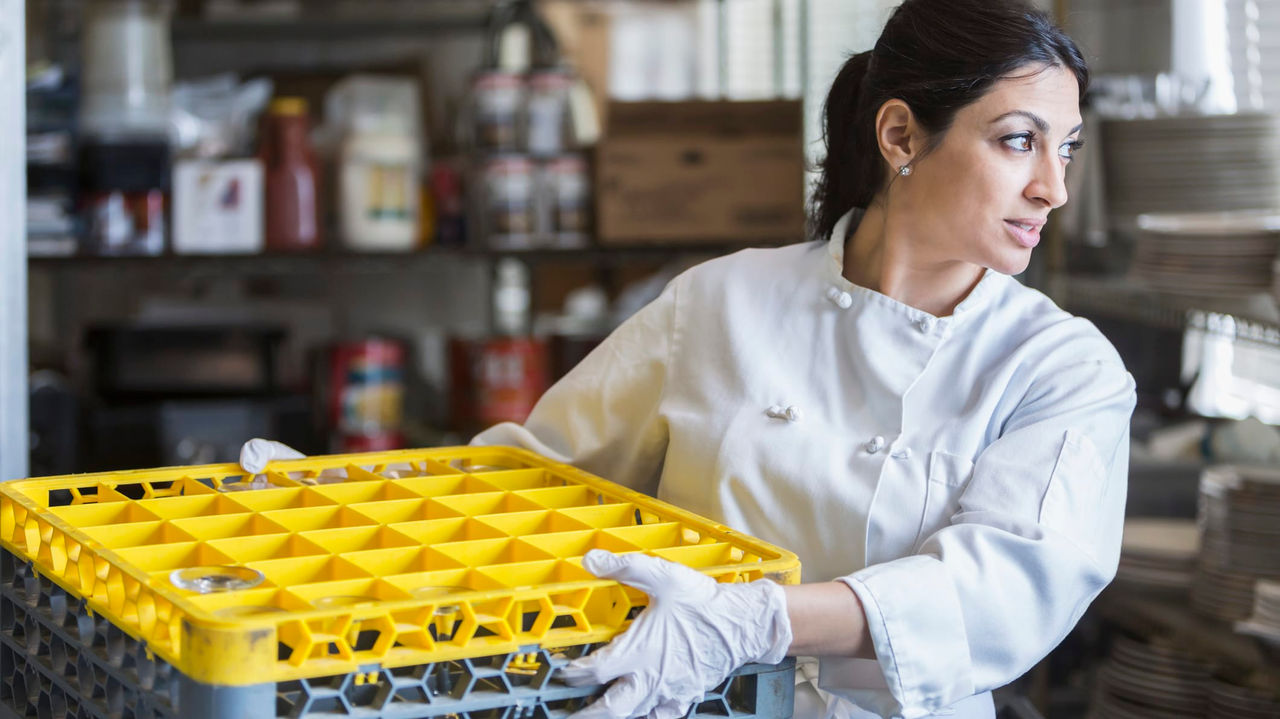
[
  {"xmin": 1199, "ymin": 466, "xmax": 1280, "ymax": 575},
  {"xmin": 1090, "ymin": 636, "xmax": 1212, "ymax": 718},
  {"xmin": 1192, "ymin": 563, "xmax": 1261, "ymax": 621},
  {"xmin": 1116, "ymin": 517, "xmax": 1199, "ymax": 591},
  {"xmin": 1251, "ymin": 579, "xmax": 1280, "ymax": 627},
  {"xmin": 1192, "ymin": 466, "xmax": 1280, "ymax": 621},
  {"xmin": 1131, "ymin": 211, "xmax": 1280, "ymax": 296},
  {"xmin": 1208, "ymin": 679, "xmax": 1280, "ymax": 719},
  {"xmin": 1236, "ymin": 579, "xmax": 1280, "ymax": 654},
  {"xmin": 1101, "ymin": 115, "xmax": 1280, "ymax": 221}
]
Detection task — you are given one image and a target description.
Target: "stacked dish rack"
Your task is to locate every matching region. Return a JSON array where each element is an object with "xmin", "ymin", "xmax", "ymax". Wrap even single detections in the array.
[{"xmin": 0, "ymin": 446, "xmax": 800, "ymax": 719}]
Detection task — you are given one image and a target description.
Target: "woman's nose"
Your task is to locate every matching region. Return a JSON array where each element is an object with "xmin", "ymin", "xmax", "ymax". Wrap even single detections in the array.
[{"xmin": 1027, "ymin": 154, "xmax": 1069, "ymax": 209}]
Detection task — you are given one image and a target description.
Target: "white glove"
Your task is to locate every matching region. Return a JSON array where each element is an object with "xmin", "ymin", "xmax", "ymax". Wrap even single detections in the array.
[
  {"xmin": 561, "ymin": 549, "xmax": 792, "ymax": 719},
  {"xmin": 238, "ymin": 438, "xmax": 306, "ymax": 474}
]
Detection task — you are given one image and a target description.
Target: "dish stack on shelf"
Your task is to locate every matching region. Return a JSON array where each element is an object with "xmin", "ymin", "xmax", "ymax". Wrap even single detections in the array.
[
  {"xmin": 1089, "ymin": 635, "xmax": 1213, "ymax": 719},
  {"xmin": 1237, "ymin": 579, "xmax": 1280, "ymax": 656},
  {"xmin": 1192, "ymin": 563, "xmax": 1263, "ymax": 621},
  {"xmin": 1101, "ymin": 114, "xmax": 1280, "ymax": 220},
  {"xmin": 1207, "ymin": 678, "xmax": 1280, "ymax": 718},
  {"xmin": 1247, "ymin": 580, "xmax": 1280, "ymax": 628},
  {"xmin": 1130, "ymin": 212, "xmax": 1280, "ymax": 296},
  {"xmin": 1191, "ymin": 466, "xmax": 1280, "ymax": 621},
  {"xmin": 1115, "ymin": 517, "xmax": 1199, "ymax": 592}
]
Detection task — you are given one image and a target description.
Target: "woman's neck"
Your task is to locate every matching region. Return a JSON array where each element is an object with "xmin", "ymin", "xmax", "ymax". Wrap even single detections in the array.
[{"xmin": 842, "ymin": 203, "xmax": 986, "ymax": 317}]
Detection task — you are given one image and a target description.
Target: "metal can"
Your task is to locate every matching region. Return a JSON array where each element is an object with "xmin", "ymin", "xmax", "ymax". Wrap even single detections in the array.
[
  {"xmin": 448, "ymin": 336, "xmax": 549, "ymax": 436},
  {"xmin": 473, "ymin": 71, "xmax": 524, "ymax": 152},
  {"xmin": 526, "ymin": 69, "xmax": 574, "ymax": 157},
  {"xmin": 324, "ymin": 338, "xmax": 406, "ymax": 449},
  {"xmin": 547, "ymin": 154, "xmax": 590, "ymax": 238},
  {"xmin": 483, "ymin": 154, "xmax": 535, "ymax": 248}
]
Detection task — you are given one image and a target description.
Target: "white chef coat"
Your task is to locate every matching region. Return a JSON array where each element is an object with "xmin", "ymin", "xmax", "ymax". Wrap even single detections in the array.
[{"xmin": 474, "ymin": 209, "xmax": 1136, "ymax": 719}]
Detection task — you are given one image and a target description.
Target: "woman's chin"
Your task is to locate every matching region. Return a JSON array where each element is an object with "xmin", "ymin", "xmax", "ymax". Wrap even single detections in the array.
[{"xmin": 988, "ymin": 251, "xmax": 1033, "ymax": 277}]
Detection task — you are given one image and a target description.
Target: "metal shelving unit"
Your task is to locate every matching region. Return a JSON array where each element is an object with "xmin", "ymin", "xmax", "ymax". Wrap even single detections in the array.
[
  {"xmin": 13, "ymin": 0, "xmax": 820, "ymax": 482},
  {"xmin": 170, "ymin": 3, "xmax": 498, "ymax": 43},
  {"xmin": 26, "ymin": 241, "xmax": 789, "ymax": 275}
]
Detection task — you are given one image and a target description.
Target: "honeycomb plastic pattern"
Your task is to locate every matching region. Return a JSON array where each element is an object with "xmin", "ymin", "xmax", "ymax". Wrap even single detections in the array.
[
  {"xmin": 1, "ymin": 547, "xmax": 797, "ymax": 719},
  {"xmin": 0, "ymin": 446, "xmax": 800, "ymax": 687}
]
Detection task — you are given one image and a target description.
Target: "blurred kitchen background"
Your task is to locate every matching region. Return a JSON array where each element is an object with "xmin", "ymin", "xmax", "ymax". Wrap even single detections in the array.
[{"xmin": 6, "ymin": 0, "xmax": 1280, "ymax": 716}]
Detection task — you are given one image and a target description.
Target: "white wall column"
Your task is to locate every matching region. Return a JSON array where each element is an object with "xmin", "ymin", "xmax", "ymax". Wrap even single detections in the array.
[{"xmin": 0, "ymin": 0, "xmax": 26, "ymax": 480}]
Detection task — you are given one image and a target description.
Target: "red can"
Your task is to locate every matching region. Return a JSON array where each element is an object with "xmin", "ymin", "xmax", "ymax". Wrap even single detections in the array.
[
  {"xmin": 449, "ymin": 336, "xmax": 549, "ymax": 435},
  {"xmin": 324, "ymin": 338, "xmax": 406, "ymax": 450}
]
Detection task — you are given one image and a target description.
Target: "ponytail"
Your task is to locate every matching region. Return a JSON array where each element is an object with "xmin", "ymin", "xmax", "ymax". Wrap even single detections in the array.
[{"xmin": 810, "ymin": 51, "xmax": 877, "ymax": 242}]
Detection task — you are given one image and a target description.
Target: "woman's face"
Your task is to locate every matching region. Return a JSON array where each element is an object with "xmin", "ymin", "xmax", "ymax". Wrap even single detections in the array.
[{"xmin": 897, "ymin": 63, "xmax": 1083, "ymax": 276}]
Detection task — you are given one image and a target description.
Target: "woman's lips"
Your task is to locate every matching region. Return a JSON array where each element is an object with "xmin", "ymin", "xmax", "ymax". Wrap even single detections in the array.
[{"xmin": 1004, "ymin": 220, "xmax": 1042, "ymax": 248}]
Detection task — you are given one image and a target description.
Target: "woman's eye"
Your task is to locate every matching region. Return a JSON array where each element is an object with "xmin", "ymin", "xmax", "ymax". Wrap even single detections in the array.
[
  {"xmin": 1002, "ymin": 134, "xmax": 1033, "ymax": 152},
  {"xmin": 1059, "ymin": 140, "xmax": 1085, "ymax": 160}
]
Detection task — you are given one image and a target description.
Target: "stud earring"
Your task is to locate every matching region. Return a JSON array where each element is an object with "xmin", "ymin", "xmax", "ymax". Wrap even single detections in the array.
[{"xmin": 898, "ymin": 164, "xmax": 912, "ymax": 176}]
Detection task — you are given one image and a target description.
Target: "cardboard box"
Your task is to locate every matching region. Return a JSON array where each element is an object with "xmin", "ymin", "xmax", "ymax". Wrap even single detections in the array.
[
  {"xmin": 540, "ymin": 0, "xmax": 611, "ymax": 131},
  {"xmin": 595, "ymin": 100, "xmax": 805, "ymax": 245}
]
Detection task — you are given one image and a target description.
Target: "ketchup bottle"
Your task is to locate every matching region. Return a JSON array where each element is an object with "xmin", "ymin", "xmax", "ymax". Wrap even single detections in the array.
[{"xmin": 259, "ymin": 97, "xmax": 322, "ymax": 251}]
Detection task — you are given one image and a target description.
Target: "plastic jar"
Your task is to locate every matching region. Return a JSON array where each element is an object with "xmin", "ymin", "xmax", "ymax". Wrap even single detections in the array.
[
  {"xmin": 79, "ymin": 0, "xmax": 172, "ymax": 136},
  {"xmin": 328, "ymin": 75, "xmax": 423, "ymax": 252},
  {"xmin": 338, "ymin": 131, "xmax": 420, "ymax": 251}
]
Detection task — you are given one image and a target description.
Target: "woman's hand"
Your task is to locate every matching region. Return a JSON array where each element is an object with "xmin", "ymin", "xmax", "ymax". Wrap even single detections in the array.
[
  {"xmin": 562, "ymin": 550, "xmax": 792, "ymax": 719},
  {"xmin": 238, "ymin": 438, "xmax": 306, "ymax": 474}
]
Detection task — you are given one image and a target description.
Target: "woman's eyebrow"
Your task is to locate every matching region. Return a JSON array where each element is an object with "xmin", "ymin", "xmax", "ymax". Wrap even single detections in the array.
[{"xmin": 989, "ymin": 110, "xmax": 1084, "ymax": 136}]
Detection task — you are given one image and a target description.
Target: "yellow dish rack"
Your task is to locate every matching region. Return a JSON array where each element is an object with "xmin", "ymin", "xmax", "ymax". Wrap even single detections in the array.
[{"xmin": 0, "ymin": 446, "xmax": 800, "ymax": 688}]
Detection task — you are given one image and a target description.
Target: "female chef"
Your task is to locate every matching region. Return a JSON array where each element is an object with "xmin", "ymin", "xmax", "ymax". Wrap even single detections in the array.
[
  {"xmin": 244, "ymin": 0, "xmax": 1134, "ymax": 716},
  {"xmin": 471, "ymin": 0, "xmax": 1133, "ymax": 715}
]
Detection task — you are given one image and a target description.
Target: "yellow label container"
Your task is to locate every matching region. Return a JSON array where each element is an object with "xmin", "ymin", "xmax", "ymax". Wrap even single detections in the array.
[{"xmin": 0, "ymin": 446, "xmax": 800, "ymax": 687}]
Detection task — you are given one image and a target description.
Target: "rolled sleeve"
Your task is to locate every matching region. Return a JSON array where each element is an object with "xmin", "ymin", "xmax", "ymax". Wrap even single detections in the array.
[{"xmin": 835, "ymin": 359, "xmax": 1136, "ymax": 717}]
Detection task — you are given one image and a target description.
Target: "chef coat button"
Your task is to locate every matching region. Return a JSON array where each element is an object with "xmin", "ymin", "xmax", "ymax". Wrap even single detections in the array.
[
  {"xmin": 891, "ymin": 447, "xmax": 913, "ymax": 460},
  {"xmin": 916, "ymin": 318, "xmax": 934, "ymax": 333},
  {"xmin": 865, "ymin": 435, "xmax": 886, "ymax": 454},
  {"xmin": 784, "ymin": 405, "xmax": 802, "ymax": 422},
  {"xmin": 828, "ymin": 287, "xmax": 853, "ymax": 309}
]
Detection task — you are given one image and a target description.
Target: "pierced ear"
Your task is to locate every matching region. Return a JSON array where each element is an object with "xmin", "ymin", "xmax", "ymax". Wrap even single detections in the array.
[{"xmin": 875, "ymin": 99, "xmax": 919, "ymax": 172}]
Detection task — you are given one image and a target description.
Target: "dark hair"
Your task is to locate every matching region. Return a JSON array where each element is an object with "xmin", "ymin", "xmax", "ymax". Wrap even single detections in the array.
[{"xmin": 810, "ymin": 0, "xmax": 1089, "ymax": 240}]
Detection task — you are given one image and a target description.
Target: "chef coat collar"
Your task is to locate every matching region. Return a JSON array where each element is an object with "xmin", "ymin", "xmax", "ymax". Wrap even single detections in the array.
[{"xmin": 824, "ymin": 208, "xmax": 1002, "ymax": 325}]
